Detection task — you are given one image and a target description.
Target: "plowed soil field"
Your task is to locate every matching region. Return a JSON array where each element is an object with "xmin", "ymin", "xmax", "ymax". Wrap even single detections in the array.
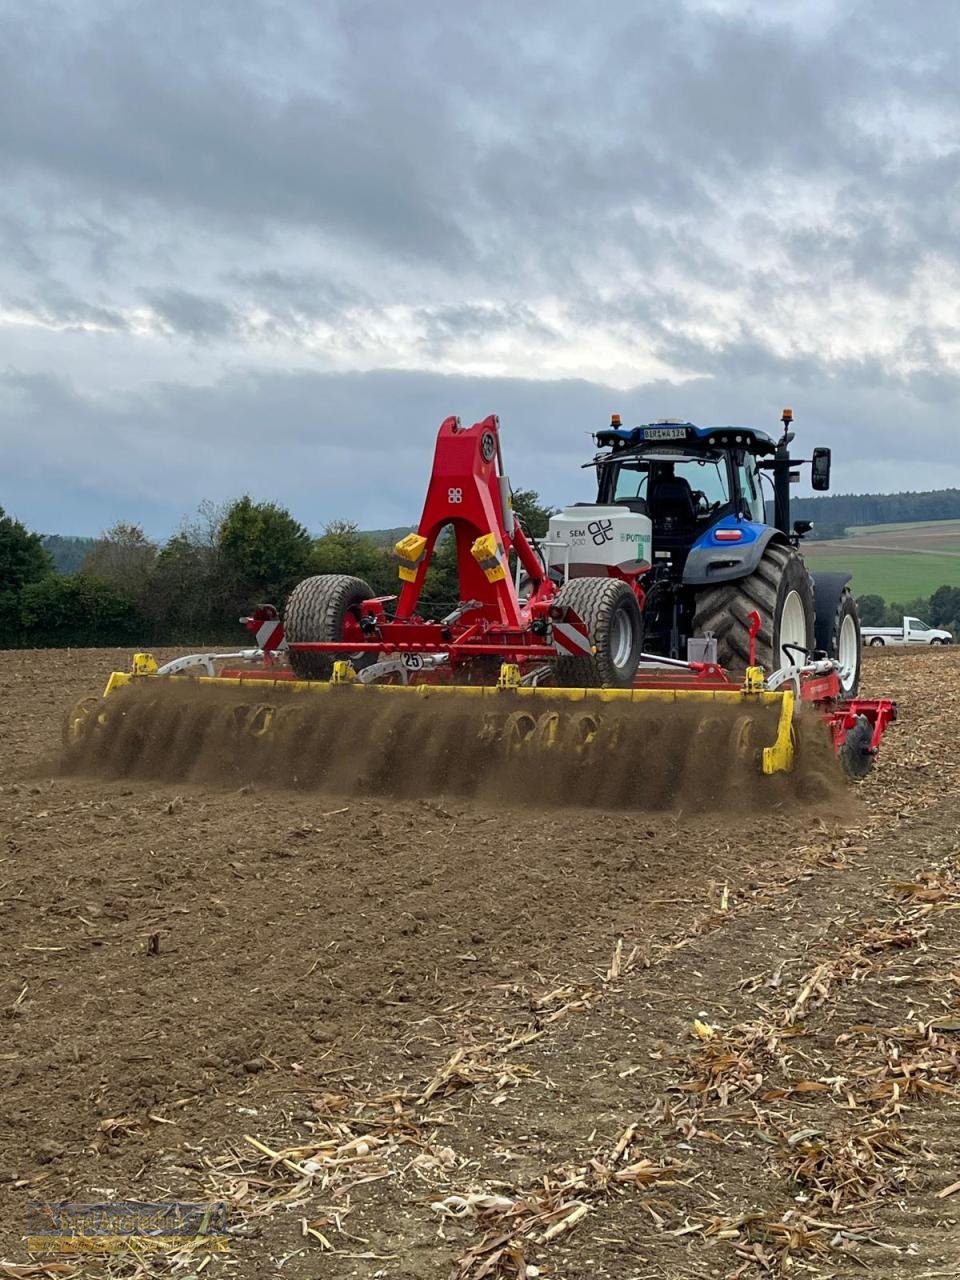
[{"xmin": 1, "ymin": 646, "xmax": 959, "ymax": 1279}]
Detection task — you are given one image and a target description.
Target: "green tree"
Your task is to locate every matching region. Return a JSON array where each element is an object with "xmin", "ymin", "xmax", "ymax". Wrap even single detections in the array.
[
  {"xmin": 0, "ymin": 507, "xmax": 52, "ymax": 631},
  {"xmin": 884, "ymin": 597, "xmax": 933, "ymax": 626},
  {"xmin": 218, "ymin": 496, "xmax": 313, "ymax": 606},
  {"xmin": 929, "ymin": 585, "xmax": 960, "ymax": 630},
  {"xmin": 311, "ymin": 521, "xmax": 395, "ymax": 594},
  {"xmin": 144, "ymin": 531, "xmax": 220, "ymax": 639},
  {"xmin": 856, "ymin": 594, "xmax": 887, "ymax": 625},
  {"xmin": 511, "ymin": 488, "xmax": 556, "ymax": 538},
  {"xmin": 83, "ymin": 522, "xmax": 157, "ymax": 606},
  {"xmin": 19, "ymin": 574, "xmax": 142, "ymax": 646},
  {"xmin": 903, "ymin": 596, "xmax": 933, "ymax": 621},
  {"xmin": 417, "ymin": 528, "xmax": 460, "ymax": 610}
]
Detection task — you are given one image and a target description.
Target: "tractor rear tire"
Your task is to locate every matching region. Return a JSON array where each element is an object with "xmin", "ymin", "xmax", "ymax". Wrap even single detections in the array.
[
  {"xmin": 284, "ymin": 574, "xmax": 375, "ymax": 681},
  {"xmin": 552, "ymin": 577, "xmax": 644, "ymax": 688},
  {"xmin": 692, "ymin": 543, "xmax": 814, "ymax": 675},
  {"xmin": 825, "ymin": 587, "xmax": 861, "ymax": 696}
]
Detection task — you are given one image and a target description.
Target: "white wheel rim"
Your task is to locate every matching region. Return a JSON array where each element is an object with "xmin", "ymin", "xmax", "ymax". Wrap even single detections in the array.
[
  {"xmin": 778, "ymin": 590, "xmax": 808, "ymax": 664},
  {"xmin": 837, "ymin": 612, "xmax": 859, "ymax": 691},
  {"xmin": 610, "ymin": 608, "xmax": 635, "ymax": 670}
]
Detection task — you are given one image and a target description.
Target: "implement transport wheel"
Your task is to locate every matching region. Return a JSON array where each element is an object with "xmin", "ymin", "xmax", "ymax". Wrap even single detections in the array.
[
  {"xmin": 692, "ymin": 543, "xmax": 814, "ymax": 675},
  {"xmin": 284, "ymin": 574, "xmax": 375, "ymax": 680},
  {"xmin": 553, "ymin": 577, "xmax": 643, "ymax": 688}
]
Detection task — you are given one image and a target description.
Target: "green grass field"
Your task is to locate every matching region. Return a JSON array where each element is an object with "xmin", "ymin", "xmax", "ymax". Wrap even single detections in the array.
[{"xmin": 804, "ymin": 519, "xmax": 960, "ymax": 599}]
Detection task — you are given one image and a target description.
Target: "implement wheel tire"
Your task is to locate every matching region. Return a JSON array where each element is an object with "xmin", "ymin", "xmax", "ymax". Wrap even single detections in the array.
[
  {"xmin": 553, "ymin": 577, "xmax": 643, "ymax": 688},
  {"xmin": 692, "ymin": 543, "xmax": 814, "ymax": 675},
  {"xmin": 284, "ymin": 575, "xmax": 375, "ymax": 680}
]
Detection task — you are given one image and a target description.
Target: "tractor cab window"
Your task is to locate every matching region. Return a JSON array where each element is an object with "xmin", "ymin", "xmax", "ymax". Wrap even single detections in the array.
[
  {"xmin": 613, "ymin": 469, "xmax": 648, "ymax": 504},
  {"xmin": 735, "ymin": 456, "xmax": 765, "ymax": 523},
  {"xmin": 613, "ymin": 451, "xmax": 730, "ymax": 531}
]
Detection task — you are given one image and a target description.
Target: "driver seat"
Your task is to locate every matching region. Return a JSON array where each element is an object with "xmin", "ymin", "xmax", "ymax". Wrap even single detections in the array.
[{"xmin": 648, "ymin": 477, "xmax": 698, "ymax": 529}]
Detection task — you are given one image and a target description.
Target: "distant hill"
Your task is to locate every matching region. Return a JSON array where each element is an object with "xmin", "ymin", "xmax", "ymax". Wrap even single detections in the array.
[
  {"xmin": 788, "ymin": 487, "xmax": 960, "ymax": 535},
  {"xmin": 802, "ymin": 519, "xmax": 960, "ymax": 598},
  {"xmin": 42, "ymin": 534, "xmax": 98, "ymax": 574},
  {"xmin": 360, "ymin": 527, "xmax": 410, "ymax": 547}
]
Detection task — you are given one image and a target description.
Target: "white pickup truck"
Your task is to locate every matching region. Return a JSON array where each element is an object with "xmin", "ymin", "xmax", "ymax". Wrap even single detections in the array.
[{"xmin": 862, "ymin": 616, "xmax": 954, "ymax": 647}]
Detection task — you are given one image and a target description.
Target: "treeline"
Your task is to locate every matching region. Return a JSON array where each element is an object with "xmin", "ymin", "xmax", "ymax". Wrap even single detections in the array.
[
  {"xmin": 856, "ymin": 585, "xmax": 960, "ymax": 635},
  {"xmin": 1, "ymin": 490, "xmax": 554, "ymax": 649},
  {"xmin": 790, "ymin": 487, "xmax": 960, "ymax": 537},
  {"xmin": 9, "ymin": 488, "xmax": 953, "ymax": 648}
]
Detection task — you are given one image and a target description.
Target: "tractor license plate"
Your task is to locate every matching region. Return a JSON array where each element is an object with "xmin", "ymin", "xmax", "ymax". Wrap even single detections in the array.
[{"xmin": 644, "ymin": 427, "xmax": 687, "ymax": 440}]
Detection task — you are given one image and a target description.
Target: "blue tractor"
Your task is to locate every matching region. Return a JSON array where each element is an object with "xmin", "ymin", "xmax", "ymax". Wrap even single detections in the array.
[{"xmin": 548, "ymin": 409, "xmax": 862, "ymax": 695}]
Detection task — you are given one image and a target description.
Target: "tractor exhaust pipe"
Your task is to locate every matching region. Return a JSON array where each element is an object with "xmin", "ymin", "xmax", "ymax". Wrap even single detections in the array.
[{"xmin": 772, "ymin": 407, "xmax": 794, "ymax": 535}]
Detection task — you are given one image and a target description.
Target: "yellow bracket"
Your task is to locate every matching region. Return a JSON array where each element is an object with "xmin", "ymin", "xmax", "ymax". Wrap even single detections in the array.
[
  {"xmin": 761, "ymin": 689, "xmax": 795, "ymax": 774},
  {"xmin": 330, "ymin": 661, "xmax": 358, "ymax": 685},
  {"xmin": 471, "ymin": 532, "xmax": 507, "ymax": 583},
  {"xmin": 395, "ymin": 532, "xmax": 427, "ymax": 584},
  {"xmin": 743, "ymin": 665, "xmax": 765, "ymax": 693},
  {"xmin": 497, "ymin": 662, "xmax": 522, "ymax": 689}
]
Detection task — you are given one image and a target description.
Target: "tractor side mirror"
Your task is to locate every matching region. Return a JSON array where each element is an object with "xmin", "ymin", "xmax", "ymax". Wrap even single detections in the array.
[{"xmin": 811, "ymin": 447, "xmax": 831, "ymax": 491}]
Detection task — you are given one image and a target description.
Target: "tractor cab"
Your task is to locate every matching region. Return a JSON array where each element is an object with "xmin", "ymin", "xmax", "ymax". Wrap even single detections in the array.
[{"xmin": 593, "ymin": 420, "xmax": 774, "ymax": 568}]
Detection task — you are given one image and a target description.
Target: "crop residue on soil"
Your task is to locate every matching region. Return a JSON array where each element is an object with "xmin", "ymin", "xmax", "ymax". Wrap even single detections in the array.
[
  {"xmin": 60, "ymin": 679, "xmax": 845, "ymax": 812},
  {"xmin": 2, "ymin": 645, "xmax": 957, "ymax": 1278}
]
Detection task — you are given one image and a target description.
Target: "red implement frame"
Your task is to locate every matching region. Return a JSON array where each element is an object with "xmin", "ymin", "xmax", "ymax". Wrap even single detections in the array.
[
  {"xmin": 286, "ymin": 415, "xmax": 588, "ymax": 672},
  {"xmin": 748, "ymin": 609, "xmax": 896, "ymax": 759}
]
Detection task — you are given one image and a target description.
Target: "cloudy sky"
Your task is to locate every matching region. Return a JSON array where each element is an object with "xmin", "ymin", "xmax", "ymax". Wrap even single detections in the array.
[{"xmin": 1, "ymin": 0, "xmax": 959, "ymax": 538}]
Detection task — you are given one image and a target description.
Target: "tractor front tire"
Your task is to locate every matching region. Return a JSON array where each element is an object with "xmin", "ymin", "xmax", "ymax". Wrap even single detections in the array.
[
  {"xmin": 284, "ymin": 574, "xmax": 375, "ymax": 681},
  {"xmin": 692, "ymin": 543, "xmax": 814, "ymax": 675},
  {"xmin": 553, "ymin": 577, "xmax": 644, "ymax": 688}
]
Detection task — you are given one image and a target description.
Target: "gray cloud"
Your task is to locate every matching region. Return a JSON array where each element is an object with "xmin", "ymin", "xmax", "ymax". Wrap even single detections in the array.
[
  {"xmin": 0, "ymin": 0, "xmax": 959, "ymax": 536},
  {"xmin": 143, "ymin": 288, "xmax": 242, "ymax": 341},
  {"xmin": 3, "ymin": 361, "xmax": 959, "ymax": 539}
]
